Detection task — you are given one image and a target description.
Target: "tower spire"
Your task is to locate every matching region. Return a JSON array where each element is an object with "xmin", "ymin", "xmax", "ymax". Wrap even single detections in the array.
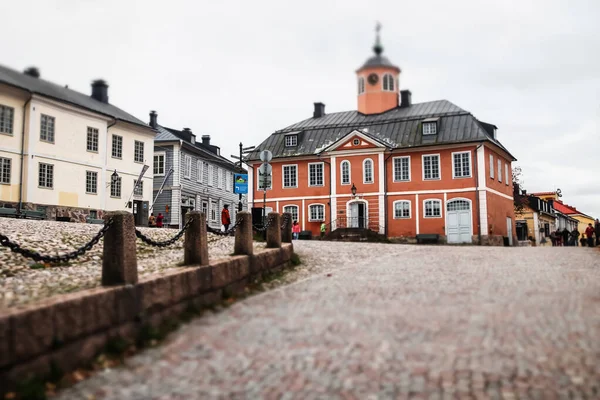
[{"xmin": 373, "ymin": 22, "xmax": 383, "ymax": 55}]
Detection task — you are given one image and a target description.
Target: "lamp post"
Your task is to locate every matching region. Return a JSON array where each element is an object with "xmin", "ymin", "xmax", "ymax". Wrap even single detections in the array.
[
  {"xmin": 351, "ymin": 183, "xmax": 357, "ymax": 197},
  {"xmin": 111, "ymin": 170, "xmax": 119, "ymax": 184}
]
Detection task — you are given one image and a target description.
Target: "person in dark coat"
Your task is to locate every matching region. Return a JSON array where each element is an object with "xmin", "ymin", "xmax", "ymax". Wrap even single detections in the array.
[
  {"xmin": 585, "ymin": 223, "xmax": 595, "ymax": 248},
  {"xmin": 595, "ymin": 219, "xmax": 600, "ymax": 246},
  {"xmin": 561, "ymin": 228, "xmax": 570, "ymax": 247},
  {"xmin": 570, "ymin": 227, "xmax": 580, "ymax": 246}
]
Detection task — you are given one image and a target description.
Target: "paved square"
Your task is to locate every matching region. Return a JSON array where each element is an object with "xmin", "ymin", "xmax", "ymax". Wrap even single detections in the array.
[{"xmin": 58, "ymin": 242, "xmax": 600, "ymax": 399}]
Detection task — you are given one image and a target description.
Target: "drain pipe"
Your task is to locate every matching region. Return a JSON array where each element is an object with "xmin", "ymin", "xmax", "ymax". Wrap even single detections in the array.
[
  {"xmin": 383, "ymin": 149, "xmax": 394, "ymax": 237},
  {"xmin": 475, "ymin": 142, "xmax": 484, "ymax": 245},
  {"xmin": 318, "ymin": 155, "xmax": 332, "ymax": 223},
  {"xmin": 17, "ymin": 94, "xmax": 33, "ymax": 214}
]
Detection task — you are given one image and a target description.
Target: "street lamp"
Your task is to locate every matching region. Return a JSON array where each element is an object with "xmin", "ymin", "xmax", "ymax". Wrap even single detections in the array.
[
  {"xmin": 111, "ymin": 170, "xmax": 119, "ymax": 183},
  {"xmin": 351, "ymin": 183, "xmax": 357, "ymax": 197}
]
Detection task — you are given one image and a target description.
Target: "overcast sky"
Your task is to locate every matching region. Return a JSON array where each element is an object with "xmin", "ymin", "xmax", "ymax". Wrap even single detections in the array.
[{"xmin": 2, "ymin": 0, "xmax": 598, "ymax": 219}]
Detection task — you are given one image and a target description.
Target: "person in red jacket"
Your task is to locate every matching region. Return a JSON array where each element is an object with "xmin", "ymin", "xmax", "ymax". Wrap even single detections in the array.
[
  {"xmin": 585, "ymin": 223, "xmax": 595, "ymax": 248},
  {"xmin": 156, "ymin": 213, "xmax": 164, "ymax": 228},
  {"xmin": 221, "ymin": 204, "xmax": 231, "ymax": 232},
  {"xmin": 292, "ymin": 220, "xmax": 301, "ymax": 240}
]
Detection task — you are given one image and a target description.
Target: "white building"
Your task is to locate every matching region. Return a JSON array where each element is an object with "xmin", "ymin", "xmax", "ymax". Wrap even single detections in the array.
[{"xmin": 0, "ymin": 65, "xmax": 155, "ymax": 224}]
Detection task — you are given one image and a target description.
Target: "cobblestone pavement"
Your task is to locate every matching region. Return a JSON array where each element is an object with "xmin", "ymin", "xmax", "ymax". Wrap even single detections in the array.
[{"xmin": 58, "ymin": 242, "xmax": 600, "ymax": 399}]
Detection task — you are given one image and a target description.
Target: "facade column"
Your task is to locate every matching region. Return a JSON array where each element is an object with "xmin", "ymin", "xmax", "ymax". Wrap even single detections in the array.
[
  {"xmin": 378, "ymin": 153, "xmax": 385, "ymax": 234},
  {"xmin": 476, "ymin": 145, "xmax": 488, "ymax": 235},
  {"xmin": 330, "ymin": 156, "xmax": 337, "ymax": 229},
  {"xmin": 415, "ymin": 193, "xmax": 420, "ymax": 235}
]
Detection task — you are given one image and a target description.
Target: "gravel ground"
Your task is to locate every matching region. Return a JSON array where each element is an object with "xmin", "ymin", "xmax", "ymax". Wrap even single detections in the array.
[
  {"xmin": 0, "ymin": 218, "xmax": 265, "ymax": 309},
  {"xmin": 56, "ymin": 242, "xmax": 600, "ymax": 399}
]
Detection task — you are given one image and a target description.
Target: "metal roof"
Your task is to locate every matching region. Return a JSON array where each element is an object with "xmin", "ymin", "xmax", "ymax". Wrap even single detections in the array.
[
  {"xmin": 0, "ymin": 64, "xmax": 148, "ymax": 127},
  {"xmin": 357, "ymin": 54, "xmax": 399, "ymax": 71},
  {"xmin": 247, "ymin": 100, "xmax": 516, "ymax": 161}
]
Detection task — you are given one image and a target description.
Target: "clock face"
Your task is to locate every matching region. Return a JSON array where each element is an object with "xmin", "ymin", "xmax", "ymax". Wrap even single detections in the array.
[{"xmin": 367, "ymin": 73, "xmax": 379, "ymax": 85}]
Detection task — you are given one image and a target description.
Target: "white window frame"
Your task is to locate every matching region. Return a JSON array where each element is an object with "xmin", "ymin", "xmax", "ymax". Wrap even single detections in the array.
[
  {"xmin": 197, "ymin": 161, "xmax": 204, "ymax": 183},
  {"xmin": 111, "ymin": 134, "xmax": 123, "ymax": 159},
  {"xmin": 285, "ymin": 134, "xmax": 298, "ymax": 147},
  {"xmin": 0, "ymin": 157, "xmax": 11, "ymax": 184},
  {"xmin": 184, "ymin": 155, "xmax": 192, "ymax": 179},
  {"xmin": 0, "ymin": 104, "xmax": 15, "ymax": 135},
  {"xmin": 363, "ymin": 158, "xmax": 374, "ymax": 184},
  {"xmin": 38, "ymin": 162, "xmax": 54, "ymax": 189},
  {"xmin": 218, "ymin": 167, "xmax": 224, "ymax": 189},
  {"xmin": 452, "ymin": 151, "xmax": 472, "ymax": 179},
  {"xmin": 133, "ymin": 179, "xmax": 143, "ymax": 196},
  {"xmin": 422, "ymin": 122, "xmax": 437, "ymax": 135},
  {"xmin": 489, "ymin": 154, "xmax": 494, "ymax": 179},
  {"xmin": 154, "ymin": 152, "xmax": 166, "ymax": 176},
  {"xmin": 505, "ymin": 163, "xmax": 509, "ymax": 186},
  {"xmin": 207, "ymin": 164, "xmax": 214, "ymax": 186},
  {"xmin": 85, "ymin": 170, "xmax": 98, "ymax": 194},
  {"xmin": 422, "ymin": 154, "xmax": 441, "ymax": 181},
  {"xmin": 308, "ymin": 203, "xmax": 325, "ymax": 222},
  {"xmin": 308, "ymin": 162, "xmax": 325, "ymax": 187},
  {"xmin": 40, "ymin": 114, "xmax": 55, "ymax": 143},
  {"xmin": 110, "ymin": 176, "xmax": 121, "ymax": 198},
  {"xmin": 226, "ymin": 171, "xmax": 232, "ymax": 192},
  {"xmin": 282, "ymin": 205, "xmax": 299, "ymax": 222},
  {"xmin": 134, "ymin": 140, "xmax": 144, "ymax": 163},
  {"xmin": 358, "ymin": 77, "xmax": 365, "ymax": 95},
  {"xmin": 393, "ymin": 156, "xmax": 411, "ymax": 182},
  {"xmin": 210, "ymin": 200, "xmax": 217, "ymax": 222},
  {"xmin": 393, "ymin": 200, "xmax": 411, "ymax": 219},
  {"xmin": 340, "ymin": 160, "xmax": 351, "ymax": 185},
  {"xmin": 423, "ymin": 199, "xmax": 442, "ymax": 219},
  {"xmin": 282, "ymin": 164, "xmax": 298, "ymax": 188},
  {"xmin": 498, "ymin": 159, "xmax": 502, "ymax": 183},
  {"xmin": 86, "ymin": 127, "xmax": 99, "ymax": 153},
  {"xmin": 382, "ymin": 73, "xmax": 394, "ymax": 91}
]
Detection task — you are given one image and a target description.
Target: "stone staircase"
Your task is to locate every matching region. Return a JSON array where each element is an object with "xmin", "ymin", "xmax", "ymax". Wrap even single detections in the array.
[{"xmin": 325, "ymin": 227, "xmax": 389, "ymax": 242}]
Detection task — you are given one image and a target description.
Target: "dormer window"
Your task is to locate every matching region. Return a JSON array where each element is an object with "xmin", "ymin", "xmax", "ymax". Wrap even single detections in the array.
[
  {"xmin": 422, "ymin": 118, "xmax": 439, "ymax": 135},
  {"xmin": 383, "ymin": 74, "xmax": 394, "ymax": 91},
  {"xmin": 285, "ymin": 134, "xmax": 298, "ymax": 147},
  {"xmin": 358, "ymin": 77, "xmax": 365, "ymax": 95}
]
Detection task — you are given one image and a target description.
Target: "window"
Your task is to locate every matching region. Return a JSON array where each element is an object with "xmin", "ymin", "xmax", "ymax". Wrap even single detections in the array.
[
  {"xmin": 424, "ymin": 199, "xmax": 442, "ymax": 218},
  {"xmin": 422, "ymin": 122, "xmax": 436, "ymax": 135},
  {"xmin": 226, "ymin": 172, "xmax": 232, "ymax": 191},
  {"xmin": 0, "ymin": 157, "xmax": 11, "ymax": 184},
  {"xmin": 40, "ymin": 114, "xmax": 55, "ymax": 143},
  {"xmin": 285, "ymin": 135, "xmax": 298, "ymax": 147},
  {"xmin": 283, "ymin": 165, "xmax": 297, "ymax": 188},
  {"xmin": 452, "ymin": 152, "xmax": 471, "ymax": 178},
  {"xmin": 505, "ymin": 164, "xmax": 509, "ymax": 186},
  {"xmin": 358, "ymin": 77, "xmax": 365, "ymax": 95},
  {"xmin": 489, "ymin": 154, "xmax": 494, "ymax": 179},
  {"xmin": 202, "ymin": 201, "xmax": 208, "ymax": 216},
  {"xmin": 208, "ymin": 164, "xmax": 214, "ymax": 186},
  {"xmin": 340, "ymin": 161, "xmax": 350, "ymax": 185},
  {"xmin": 86, "ymin": 127, "xmax": 99, "ymax": 152},
  {"xmin": 393, "ymin": 156, "xmax": 410, "ymax": 182},
  {"xmin": 394, "ymin": 200, "xmax": 411, "ymax": 219},
  {"xmin": 353, "ymin": 138, "xmax": 360, "ymax": 146},
  {"xmin": 112, "ymin": 135, "xmax": 122, "ymax": 159},
  {"xmin": 110, "ymin": 176, "xmax": 121, "ymax": 198},
  {"xmin": 0, "ymin": 105, "xmax": 15, "ymax": 135},
  {"xmin": 422, "ymin": 155, "xmax": 440, "ymax": 180},
  {"xmin": 38, "ymin": 163, "xmax": 53, "ymax": 188},
  {"xmin": 309, "ymin": 204, "xmax": 325, "ymax": 221},
  {"xmin": 154, "ymin": 153, "xmax": 165, "ymax": 176},
  {"xmin": 134, "ymin": 180, "xmax": 143, "ymax": 196},
  {"xmin": 308, "ymin": 163, "xmax": 324, "ymax": 187},
  {"xmin": 498, "ymin": 159, "xmax": 502, "ymax": 182},
  {"xmin": 447, "ymin": 199, "xmax": 470, "ymax": 211},
  {"xmin": 283, "ymin": 205, "xmax": 299, "ymax": 222},
  {"xmin": 210, "ymin": 201, "xmax": 217, "ymax": 222},
  {"xmin": 85, "ymin": 171, "xmax": 98, "ymax": 194},
  {"xmin": 134, "ymin": 141, "xmax": 144, "ymax": 163},
  {"xmin": 184, "ymin": 155, "xmax": 191, "ymax": 179},
  {"xmin": 363, "ymin": 159, "xmax": 373, "ymax": 183},
  {"xmin": 383, "ymin": 74, "xmax": 394, "ymax": 91},
  {"xmin": 218, "ymin": 168, "xmax": 224, "ymax": 189},
  {"xmin": 197, "ymin": 161, "xmax": 204, "ymax": 183}
]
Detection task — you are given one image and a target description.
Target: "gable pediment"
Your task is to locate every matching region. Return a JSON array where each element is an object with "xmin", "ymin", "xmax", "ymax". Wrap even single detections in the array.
[{"xmin": 319, "ymin": 129, "xmax": 387, "ymax": 153}]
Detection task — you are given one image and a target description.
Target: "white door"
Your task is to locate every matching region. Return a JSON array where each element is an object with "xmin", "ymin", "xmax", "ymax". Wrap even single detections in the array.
[
  {"xmin": 349, "ymin": 203, "xmax": 359, "ymax": 228},
  {"xmin": 446, "ymin": 200, "xmax": 472, "ymax": 243},
  {"xmin": 506, "ymin": 217, "xmax": 513, "ymax": 246}
]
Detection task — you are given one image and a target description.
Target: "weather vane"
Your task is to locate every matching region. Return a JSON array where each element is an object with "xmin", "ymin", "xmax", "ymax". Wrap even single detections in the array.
[{"xmin": 373, "ymin": 22, "xmax": 383, "ymax": 55}]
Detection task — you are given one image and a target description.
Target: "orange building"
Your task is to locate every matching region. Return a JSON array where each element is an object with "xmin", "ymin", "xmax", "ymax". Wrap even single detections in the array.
[{"xmin": 247, "ymin": 29, "xmax": 517, "ymax": 245}]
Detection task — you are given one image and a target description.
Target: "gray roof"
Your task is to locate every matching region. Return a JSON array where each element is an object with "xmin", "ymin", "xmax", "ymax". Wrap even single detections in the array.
[
  {"xmin": 247, "ymin": 100, "xmax": 516, "ymax": 161},
  {"xmin": 357, "ymin": 54, "xmax": 399, "ymax": 71},
  {"xmin": 0, "ymin": 64, "xmax": 148, "ymax": 127}
]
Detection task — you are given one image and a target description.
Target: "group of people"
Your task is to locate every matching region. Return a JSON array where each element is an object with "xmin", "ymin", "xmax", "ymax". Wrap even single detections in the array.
[
  {"xmin": 148, "ymin": 213, "xmax": 164, "ymax": 228},
  {"xmin": 550, "ymin": 220, "xmax": 599, "ymax": 247}
]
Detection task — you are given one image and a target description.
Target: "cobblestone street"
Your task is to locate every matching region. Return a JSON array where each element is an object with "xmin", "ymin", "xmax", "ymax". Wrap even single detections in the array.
[{"xmin": 57, "ymin": 242, "xmax": 600, "ymax": 399}]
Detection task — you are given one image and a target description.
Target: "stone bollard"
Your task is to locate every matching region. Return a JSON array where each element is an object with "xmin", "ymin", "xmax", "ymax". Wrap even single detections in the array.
[
  {"xmin": 234, "ymin": 211, "xmax": 253, "ymax": 256},
  {"xmin": 280, "ymin": 212, "xmax": 292, "ymax": 243},
  {"xmin": 102, "ymin": 211, "xmax": 138, "ymax": 286},
  {"xmin": 184, "ymin": 211, "xmax": 209, "ymax": 266},
  {"xmin": 266, "ymin": 212, "xmax": 282, "ymax": 249}
]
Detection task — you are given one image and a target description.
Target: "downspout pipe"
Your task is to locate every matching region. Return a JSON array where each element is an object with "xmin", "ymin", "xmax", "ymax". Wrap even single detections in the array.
[
  {"xmin": 318, "ymin": 154, "xmax": 332, "ymax": 224},
  {"xmin": 17, "ymin": 94, "xmax": 33, "ymax": 214},
  {"xmin": 383, "ymin": 149, "xmax": 394, "ymax": 237},
  {"xmin": 475, "ymin": 142, "xmax": 484, "ymax": 245}
]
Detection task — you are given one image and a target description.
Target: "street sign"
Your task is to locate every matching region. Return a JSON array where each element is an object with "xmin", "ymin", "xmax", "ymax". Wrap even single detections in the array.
[
  {"xmin": 234, "ymin": 174, "xmax": 248, "ymax": 194},
  {"xmin": 258, "ymin": 173, "xmax": 271, "ymax": 190},
  {"xmin": 258, "ymin": 163, "xmax": 272, "ymax": 175},
  {"xmin": 259, "ymin": 150, "xmax": 272, "ymax": 162}
]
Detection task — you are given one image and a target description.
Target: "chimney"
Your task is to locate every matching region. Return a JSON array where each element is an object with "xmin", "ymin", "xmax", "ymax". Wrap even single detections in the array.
[
  {"xmin": 313, "ymin": 102, "xmax": 325, "ymax": 118},
  {"xmin": 182, "ymin": 128, "xmax": 196, "ymax": 144},
  {"xmin": 400, "ymin": 90, "xmax": 412, "ymax": 108},
  {"xmin": 91, "ymin": 79, "xmax": 109, "ymax": 103},
  {"xmin": 23, "ymin": 67, "xmax": 40, "ymax": 78},
  {"xmin": 201, "ymin": 135, "xmax": 211, "ymax": 146},
  {"xmin": 149, "ymin": 110, "xmax": 158, "ymax": 128}
]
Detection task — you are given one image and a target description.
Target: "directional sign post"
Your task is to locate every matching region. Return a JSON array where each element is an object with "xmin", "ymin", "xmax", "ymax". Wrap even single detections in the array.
[{"xmin": 258, "ymin": 150, "xmax": 272, "ymax": 237}]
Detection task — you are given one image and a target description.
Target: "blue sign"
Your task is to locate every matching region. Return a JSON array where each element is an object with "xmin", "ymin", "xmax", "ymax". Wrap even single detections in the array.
[{"xmin": 234, "ymin": 174, "xmax": 248, "ymax": 194}]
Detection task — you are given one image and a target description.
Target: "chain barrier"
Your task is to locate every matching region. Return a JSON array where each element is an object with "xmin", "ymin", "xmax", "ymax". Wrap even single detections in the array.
[
  {"xmin": 206, "ymin": 218, "xmax": 242, "ymax": 236},
  {"xmin": 280, "ymin": 214, "xmax": 291, "ymax": 230},
  {"xmin": 252, "ymin": 215, "xmax": 272, "ymax": 232},
  {"xmin": 135, "ymin": 218, "xmax": 192, "ymax": 247},
  {"xmin": 0, "ymin": 218, "xmax": 114, "ymax": 264}
]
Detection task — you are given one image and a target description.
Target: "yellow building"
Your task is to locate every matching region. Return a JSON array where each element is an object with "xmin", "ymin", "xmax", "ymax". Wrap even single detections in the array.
[
  {"xmin": 515, "ymin": 195, "xmax": 556, "ymax": 246},
  {"xmin": 531, "ymin": 191, "xmax": 595, "ymax": 237}
]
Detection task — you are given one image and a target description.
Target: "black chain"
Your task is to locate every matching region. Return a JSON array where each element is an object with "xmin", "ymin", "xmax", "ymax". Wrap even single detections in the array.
[
  {"xmin": 253, "ymin": 216, "xmax": 272, "ymax": 232},
  {"xmin": 280, "ymin": 214, "xmax": 291, "ymax": 230},
  {"xmin": 135, "ymin": 218, "xmax": 191, "ymax": 247},
  {"xmin": 206, "ymin": 218, "xmax": 242, "ymax": 236},
  {"xmin": 0, "ymin": 218, "xmax": 114, "ymax": 264}
]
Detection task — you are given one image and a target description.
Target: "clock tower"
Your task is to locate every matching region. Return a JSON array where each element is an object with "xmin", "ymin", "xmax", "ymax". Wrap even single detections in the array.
[{"xmin": 356, "ymin": 24, "xmax": 401, "ymax": 115}]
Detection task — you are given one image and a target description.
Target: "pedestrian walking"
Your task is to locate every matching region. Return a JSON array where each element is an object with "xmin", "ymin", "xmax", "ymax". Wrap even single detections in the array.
[
  {"xmin": 570, "ymin": 227, "xmax": 580, "ymax": 246},
  {"xmin": 148, "ymin": 213, "xmax": 156, "ymax": 228},
  {"xmin": 320, "ymin": 221, "xmax": 326, "ymax": 239},
  {"xmin": 561, "ymin": 228, "xmax": 570, "ymax": 247},
  {"xmin": 221, "ymin": 204, "xmax": 231, "ymax": 232},
  {"xmin": 156, "ymin": 213, "xmax": 164, "ymax": 228},
  {"xmin": 585, "ymin": 223, "xmax": 595, "ymax": 248},
  {"xmin": 292, "ymin": 221, "xmax": 300, "ymax": 240},
  {"xmin": 595, "ymin": 218, "xmax": 600, "ymax": 246},
  {"xmin": 550, "ymin": 230, "xmax": 557, "ymax": 246}
]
